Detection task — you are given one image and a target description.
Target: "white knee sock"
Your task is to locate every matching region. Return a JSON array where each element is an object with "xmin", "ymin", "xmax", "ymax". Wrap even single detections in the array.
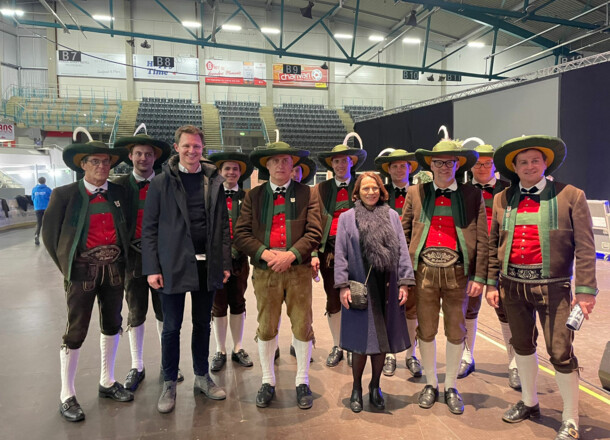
[
  {"xmin": 258, "ymin": 338, "xmax": 277, "ymax": 386},
  {"xmin": 213, "ymin": 315, "xmax": 228, "ymax": 354},
  {"xmin": 100, "ymin": 333, "xmax": 120, "ymax": 388},
  {"xmin": 60, "ymin": 348, "xmax": 80, "ymax": 402},
  {"xmin": 406, "ymin": 318, "xmax": 418, "ymax": 358},
  {"xmin": 229, "ymin": 312, "xmax": 245, "ymax": 353},
  {"xmin": 515, "ymin": 353, "xmax": 539, "ymax": 407},
  {"xmin": 555, "ymin": 371, "xmax": 579, "ymax": 427},
  {"xmin": 128, "ymin": 323, "xmax": 145, "ymax": 371},
  {"xmin": 500, "ymin": 321, "xmax": 517, "ymax": 370},
  {"xmin": 419, "ymin": 339, "xmax": 438, "ymax": 387},
  {"xmin": 293, "ymin": 338, "xmax": 313, "ymax": 386},
  {"xmin": 156, "ymin": 319, "xmax": 163, "ymax": 346},
  {"xmin": 462, "ymin": 318, "xmax": 477, "ymax": 363},
  {"xmin": 445, "ymin": 341, "xmax": 464, "ymax": 390},
  {"xmin": 327, "ymin": 311, "xmax": 341, "ymax": 347}
]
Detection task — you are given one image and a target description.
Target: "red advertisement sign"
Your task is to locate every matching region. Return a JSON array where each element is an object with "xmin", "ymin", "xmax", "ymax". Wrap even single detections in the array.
[
  {"xmin": 272, "ymin": 64, "xmax": 328, "ymax": 88},
  {"xmin": 204, "ymin": 60, "xmax": 266, "ymax": 86}
]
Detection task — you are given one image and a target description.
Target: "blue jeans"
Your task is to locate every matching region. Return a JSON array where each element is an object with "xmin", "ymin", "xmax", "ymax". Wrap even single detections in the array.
[{"xmin": 159, "ymin": 262, "xmax": 215, "ymax": 381}]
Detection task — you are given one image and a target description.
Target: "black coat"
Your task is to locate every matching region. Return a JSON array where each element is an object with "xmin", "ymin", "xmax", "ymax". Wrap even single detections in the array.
[{"xmin": 141, "ymin": 155, "xmax": 232, "ymax": 294}]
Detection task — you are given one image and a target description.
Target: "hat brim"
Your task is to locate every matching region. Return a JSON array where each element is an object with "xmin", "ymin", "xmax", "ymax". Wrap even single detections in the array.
[
  {"xmin": 250, "ymin": 147, "xmax": 309, "ymax": 172},
  {"xmin": 63, "ymin": 143, "xmax": 126, "ymax": 172},
  {"xmin": 374, "ymin": 154, "xmax": 419, "ymax": 178},
  {"xmin": 415, "ymin": 149, "xmax": 478, "ymax": 175},
  {"xmin": 317, "ymin": 149, "xmax": 367, "ymax": 172},
  {"xmin": 113, "ymin": 136, "xmax": 171, "ymax": 168},
  {"xmin": 494, "ymin": 136, "xmax": 566, "ymax": 181},
  {"xmin": 257, "ymin": 157, "xmax": 317, "ymax": 184},
  {"xmin": 208, "ymin": 152, "xmax": 254, "ymax": 184}
]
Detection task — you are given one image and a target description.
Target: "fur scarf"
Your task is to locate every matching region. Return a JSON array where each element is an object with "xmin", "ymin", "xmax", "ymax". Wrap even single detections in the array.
[{"xmin": 354, "ymin": 200, "xmax": 399, "ymax": 272}]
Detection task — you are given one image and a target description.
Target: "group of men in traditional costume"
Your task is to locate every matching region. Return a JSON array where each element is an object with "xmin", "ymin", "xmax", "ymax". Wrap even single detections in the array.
[{"xmin": 43, "ymin": 121, "xmax": 596, "ymax": 440}]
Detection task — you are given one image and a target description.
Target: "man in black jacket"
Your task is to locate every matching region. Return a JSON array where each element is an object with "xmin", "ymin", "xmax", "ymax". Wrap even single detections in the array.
[{"xmin": 142, "ymin": 125, "xmax": 231, "ymax": 414}]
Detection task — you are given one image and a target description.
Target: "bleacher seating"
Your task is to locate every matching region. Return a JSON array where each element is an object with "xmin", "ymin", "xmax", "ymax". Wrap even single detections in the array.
[
  {"xmin": 136, "ymin": 97, "xmax": 202, "ymax": 146},
  {"xmin": 343, "ymin": 105, "xmax": 384, "ymax": 121},
  {"xmin": 215, "ymin": 100, "xmax": 262, "ymax": 132},
  {"xmin": 273, "ymin": 104, "xmax": 347, "ymax": 151}
]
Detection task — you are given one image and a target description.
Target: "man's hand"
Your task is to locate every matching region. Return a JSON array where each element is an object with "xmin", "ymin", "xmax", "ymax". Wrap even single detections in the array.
[
  {"xmin": 222, "ymin": 270, "xmax": 231, "ymax": 283},
  {"xmin": 398, "ymin": 286, "xmax": 409, "ymax": 306},
  {"xmin": 148, "ymin": 274, "xmax": 164, "ymax": 290},
  {"xmin": 267, "ymin": 251, "xmax": 296, "ymax": 273},
  {"xmin": 311, "ymin": 256, "xmax": 320, "ymax": 280},
  {"xmin": 467, "ymin": 280, "xmax": 484, "ymax": 297},
  {"xmin": 486, "ymin": 286, "xmax": 499, "ymax": 308},
  {"xmin": 573, "ymin": 293, "xmax": 596, "ymax": 319},
  {"xmin": 340, "ymin": 287, "xmax": 351, "ymax": 309}
]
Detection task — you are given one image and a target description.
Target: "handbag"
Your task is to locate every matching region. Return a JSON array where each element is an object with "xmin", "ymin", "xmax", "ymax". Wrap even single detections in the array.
[{"xmin": 348, "ymin": 266, "xmax": 373, "ymax": 310}]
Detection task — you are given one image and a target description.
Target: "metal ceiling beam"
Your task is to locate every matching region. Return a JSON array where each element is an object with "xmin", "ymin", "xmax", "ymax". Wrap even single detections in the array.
[
  {"xmin": 350, "ymin": 0, "xmax": 361, "ymax": 58},
  {"xmin": 406, "ymin": 0, "xmax": 598, "ymax": 29},
  {"xmin": 232, "ymin": 0, "xmax": 279, "ymax": 50},
  {"xmin": 18, "ymin": 18, "xmax": 502, "ymax": 80},
  {"xmin": 284, "ymin": 4, "xmax": 340, "ymax": 51},
  {"xmin": 65, "ymin": 0, "xmax": 110, "ymax": 30},
  {"xmin": 153, "ymin": 0, "xmax": 198, "ymax": 40}
]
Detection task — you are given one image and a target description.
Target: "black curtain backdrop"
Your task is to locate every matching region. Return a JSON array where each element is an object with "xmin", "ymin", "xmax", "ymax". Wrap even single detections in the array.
[
  {"xmin": 558, "ymin": 62, "xmax": 610, "ymax": 200},
  {"xmin": 354, "ymin": 101, "xmax": 453, "ymax": 170}
]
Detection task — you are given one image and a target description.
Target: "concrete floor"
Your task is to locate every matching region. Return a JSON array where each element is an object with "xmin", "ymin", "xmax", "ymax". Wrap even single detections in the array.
[{"xmin": 1, "ymin": 226, "xmax": 609, "ymax": 440}]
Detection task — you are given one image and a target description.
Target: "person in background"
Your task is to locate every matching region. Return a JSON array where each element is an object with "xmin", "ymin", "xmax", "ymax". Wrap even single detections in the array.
[
  {"xmin": 335, "ymin": 172, "xmax": 413, "ymax": 413},
  {"xmin": 32, "ymin": 176, "xmax": 52, "ymax": 245}
]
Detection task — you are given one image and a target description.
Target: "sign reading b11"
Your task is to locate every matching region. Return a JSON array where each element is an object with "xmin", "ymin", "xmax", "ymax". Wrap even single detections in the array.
[{"xmin": 154, "ymin": 56, "xmax": 175, "ymax": 68}]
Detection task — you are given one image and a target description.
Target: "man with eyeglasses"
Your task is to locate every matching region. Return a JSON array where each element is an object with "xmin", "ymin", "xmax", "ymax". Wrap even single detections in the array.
[
  {"xmin": 43, "ymin": 131, "xmax": 132, "ymax": 422},
  {"xmin": 457, "ymin": 144, "xmax": 520, "ymax": 390},
  {"xmin": 315, "ymin": 136, "xmax": 367, "ymax": 368},
  {"xmin": 403, "ymin": 136, "xmax": 488, "ymax": 415},
  {"xmin": 112, "ymin": 130, "xmax": 174, "ymax": 392}
]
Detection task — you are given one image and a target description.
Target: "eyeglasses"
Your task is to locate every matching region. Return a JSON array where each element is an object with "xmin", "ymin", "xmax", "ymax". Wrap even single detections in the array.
[
  {"xmin": 431, "ymin": 159, "xmax": 457, "ymax": 168},
  {"xmin": 472, "ymin": 162, "xmax": 493, "ymax": 169},
  {"xmin": 87, "ymin": 158, "xmax": 111, "ymax": 167}
]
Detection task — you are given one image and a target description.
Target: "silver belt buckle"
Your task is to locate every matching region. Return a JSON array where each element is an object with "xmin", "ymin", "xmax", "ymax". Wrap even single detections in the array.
[{"xmin": 195, "ymin": 254, "xmax": 207, "ymax": 261}]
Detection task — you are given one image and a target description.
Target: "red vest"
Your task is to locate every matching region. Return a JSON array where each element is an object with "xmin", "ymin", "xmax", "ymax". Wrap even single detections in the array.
[
  {"xmin": 269, "ymin": 193, "xmax": 287, "ymax": 248},
  {"xmin": 424, "ymin": 194, "xmax": 458, "ymax": 250},
  {"xmin": 330, "ymin": 186, "xmax": 349, "ymax": 236},
  {"xmin": 226, "ymin": 196, "xmax": 234, "ymax": 239},
  {"xmin": 85, "ymin": 192, "xmax": 117, "ymax": 248},
  {"xmin": 134, "ymin": 183, "xmax": 149, "ymax": 239},
  {"xmin": 509, "ymin": 195, "xmax": 542, "ymax": 264},
  {"xmin": 482, "ymin": 190, "xmax": 493, "ymax": 233}
]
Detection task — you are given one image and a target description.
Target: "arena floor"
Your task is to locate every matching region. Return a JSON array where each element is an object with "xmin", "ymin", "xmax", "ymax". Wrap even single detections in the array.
[{"xmin": 1, "ymin": 226, "xmax": 609, "ymax": 440}]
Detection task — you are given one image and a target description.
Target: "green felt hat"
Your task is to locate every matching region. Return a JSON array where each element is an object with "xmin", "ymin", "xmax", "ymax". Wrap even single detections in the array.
[
  {"xmin": 249, "ymin": 141, "xmax": 309, "ymax": 172},
  {"xmin": 208, "ymin": 151, "xmax": 254, "ymax": 184},
  {"xmin": 494, "ymin": 135, "xmax": 566, "ymax": 181},
  {"xmin": 317, "ymin": 132, "xmax": 367, "ymax": 172},
  {"xmin": 113, "ymin": 124, "xmax": 171, "ymax": 169},
  {"xmin": 415, "ymin": 140, "xmax": 478, "ymax": 175},
  {"xmin": 258, "ymin": 156, "xmax": 317, "ymax": 184},
  {"xmin": 63, "ymin": 127, "xmax": 126, "ymax": 172},
  {"xmin": 374, "ymin": 148, "xmax": 419, "ymax": 178}
]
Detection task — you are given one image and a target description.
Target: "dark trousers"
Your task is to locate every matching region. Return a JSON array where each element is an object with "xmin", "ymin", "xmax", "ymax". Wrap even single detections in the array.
[
  {"xmin": 320, "ymin": 239, "xmax": 341, "ymax": 315},
  {"xmin": 499, "ymin": 277, "xmax": 578, "ymax": 374},
  {"xmin": 63, "ymin": 261, "xmax": 124, "ymax": 349},
  {"xmin": 35, "ymin": 209, "xmax": 45, "ymax": 237},
  {"xmin": 212, "ymin": 255, "xmax": 249, "ymax": 317},
  {"xmin": 465, "ymin": 294, "xmax": 483, "ymax": 320},
  {"xmin": 160, "ymin": 261, "xmax": 214, "ymax": 381},
  {"xmin": 125, "ymin": 272, "xmax": 163, "ymax": 327}
]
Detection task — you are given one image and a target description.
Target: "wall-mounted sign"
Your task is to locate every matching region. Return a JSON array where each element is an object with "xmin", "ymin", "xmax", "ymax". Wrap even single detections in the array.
[
  {"xmin": 133, "ymin": 55, "xmax": 199, "ymax": 82},
  {"xmin": 283, "ymin": 64, "xmax": 301, "ymax": 75},
  {"xmin": 0, "ymin": 123, "xmax": 15, "ymax": 142},
  {"xmin": 56, "ymin": 51, "xmax": 126, "ymax": 78},
  {"xmin": 204, "ymin": 60, "xmax": 266, "ymax": 86},
  {"xmin": 272, "ymin": 64, "xmax": 328, "ymax": 88},
  {"xmin": 58, "ymin": 50, "xmax": 82, "ymax": 62},
  {"xmin": 446, "ymin": 73, "xmax": 462, "ymax": 82},
  {"xmin": 402, "ymin": 70, "xmax": 419, "ymax": 80}
]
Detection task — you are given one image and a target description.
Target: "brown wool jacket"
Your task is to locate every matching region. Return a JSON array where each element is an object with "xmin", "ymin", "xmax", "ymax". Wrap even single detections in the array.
[
  {"xmin": 401, "ymin": 182, "xmax": 489, "ymax": 283},
  {"xmin": 233, "ymin": 181, "xmax": 322, "ymax": 269},
  {"xmin": 487, "ymin": 181, "xmax": 597, "ymax": 295}
]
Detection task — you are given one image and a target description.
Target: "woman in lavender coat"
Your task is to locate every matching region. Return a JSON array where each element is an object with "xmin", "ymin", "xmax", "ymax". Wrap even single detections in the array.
[{"xmin": 334, "ymin": 172, "xmax": 415, "ymax": 413}]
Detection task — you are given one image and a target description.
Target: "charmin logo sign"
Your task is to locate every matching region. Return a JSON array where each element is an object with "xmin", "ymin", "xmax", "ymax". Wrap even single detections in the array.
[{"xmin": 0, "ymin": 123, "xmax": 15, "ymax": 141}]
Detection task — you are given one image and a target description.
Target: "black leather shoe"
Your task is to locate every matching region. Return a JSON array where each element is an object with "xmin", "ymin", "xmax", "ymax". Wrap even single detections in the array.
[
  {"xmin": 350, "ymin": 388, "xmax": 363, "ymax": 413},
  {"xmin": 418, "ymin": 385, "xmax": 439, "ymax": 409},
  {"xmin": 59, "ymin": 396, "xmax": 85, "ymax": 422},
  {"xmin": 124, "ymin": 368, "xmax": 145, "ymax": 392},
  {"xmin": 256, "ymin": 383, "xmax": 275, "ymax": 408},
  {"xmin": 555, "ymin": 421, "xmax": 580, "ymax": 439},
  {"xmin": 274, "ymin": 347, "xmax": 280, "ymax": 361},
  {"xmin": 368, "ymin": 385, "xmax": 385, "ymax": 410},
  {"xmin": 326, "ymin": 346, "xmax": 343, "ymax": 367},
  {"xmin": 231, "ymin": 349, "xmax": 253, "ymax": 367},
  {"xmin": 34, "ymin": 236, "xmax": 40, "ymax": 246},
  {"xmin": 296, "ymin": 384, "xmax": 313, "ymax": 409},
  {"xmin": 210, "ymin": 352, "xmax": 227, "ymax": 372},
  {"xmin": 444, "ymin": 388, "xmax": 464, "ymax": 415},
  {"xmin": 508, "ymin": 368, "xmax": 522, "ymax": 390},
  {"xmin": 383, "ymin": 355, "xmax": 396, "ymax": 376},
  {"xmin": 290, "ymin": 344, "xmax": 313, "ymax": 362},
  {"xmin": 457, "ymin": 360, "xmax": 475, "ymax": 379},
  {"xmin": 406, "ymin": 356, "xmax": 423, "ymax": 378},
  {"xmin": 98, "ymin": 381, "xmax": 134, "ymax": 402},
  {"xmin": 502, "ymin": 400, "xmax": 541, "ymax": 423}
]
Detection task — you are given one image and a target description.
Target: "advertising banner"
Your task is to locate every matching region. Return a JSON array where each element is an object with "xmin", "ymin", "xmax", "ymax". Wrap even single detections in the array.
[
  {"xmin": 204, "ymin": 60, "xmax": 266, "ymax": 86},
  {"xmin": 272, "ymin": 64, "xmax": 328, "ymax": 88},
  {"xmin": 56, "ymin": 51, "xmax": 126, "ymax": 78},
  {"xmin": 0, "ymin": 123, "xmax": 15, "ymax": 142},
  {"xmin": 133, "ymin": 55, "xmax": 199, "ymax": 82}
]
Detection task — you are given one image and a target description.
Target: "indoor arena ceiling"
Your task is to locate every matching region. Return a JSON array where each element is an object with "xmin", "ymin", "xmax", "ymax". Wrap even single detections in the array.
[{"xmin": 5, "ymin": 0, "xmax": 610, "ymax": 80}]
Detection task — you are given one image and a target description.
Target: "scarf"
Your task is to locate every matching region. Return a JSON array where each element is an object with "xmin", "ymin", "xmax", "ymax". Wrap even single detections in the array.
[{"xmin": 354, "ymin": 200, "xmax": 399, "ymax": 272}]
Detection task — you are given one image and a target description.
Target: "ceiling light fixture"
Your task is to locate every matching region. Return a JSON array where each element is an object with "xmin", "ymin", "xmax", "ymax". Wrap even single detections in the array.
[
  {"xmin": 468, "ymin": 41, "xmax": 485, "ymax": 48},
  {"xmin": 222, "ymin": 24, "xmax": 242, "ymax": 31},
  {"xmin": 92, "ymin": 15, "xmax": 114, "ymax": 21},
  {"xmin": 261, "ymin": 27, "xmax": 281, "ymax": 34},
  {"xmin": 334, "ymin": 33, "xmax": 353, "ymax": 39},
  {"xmin": 321, "ymin": 62, "xmax": 329, "ymax": 70},
  {"xmin": 402, "ymin": 37, "xmax": 421, "ymax": 44},
  {"xmin": 368, "ymin": 35, "xmax": 385, "ymax": 42},
  {"xmin": 300, "ymin": 1, "xmax": 314, "ymax": 19},
  {"xmin": 141, "ymin": 40, "xmax": 151, "ymax": 49},
  {"xmin": 182, "ymin": 21, "xmax": 201, "ymax": 28},
  {"xmin": 406, "ymin": 10, "xmax": 417, "ymax": 27},
  {"xmin": 438, "ymin": 75, "xmax": 446, "ymax": 81},
  {"xmin": 1, "ymin": 9, "xmax": 24, "ymax": 17},
  {"xmin": 126, "ymin": 38, "xmax": 135, "ymax": 47},
  {"xmin": 426, "ymin": 74, "xmax": 434, "ymax": 81}
]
